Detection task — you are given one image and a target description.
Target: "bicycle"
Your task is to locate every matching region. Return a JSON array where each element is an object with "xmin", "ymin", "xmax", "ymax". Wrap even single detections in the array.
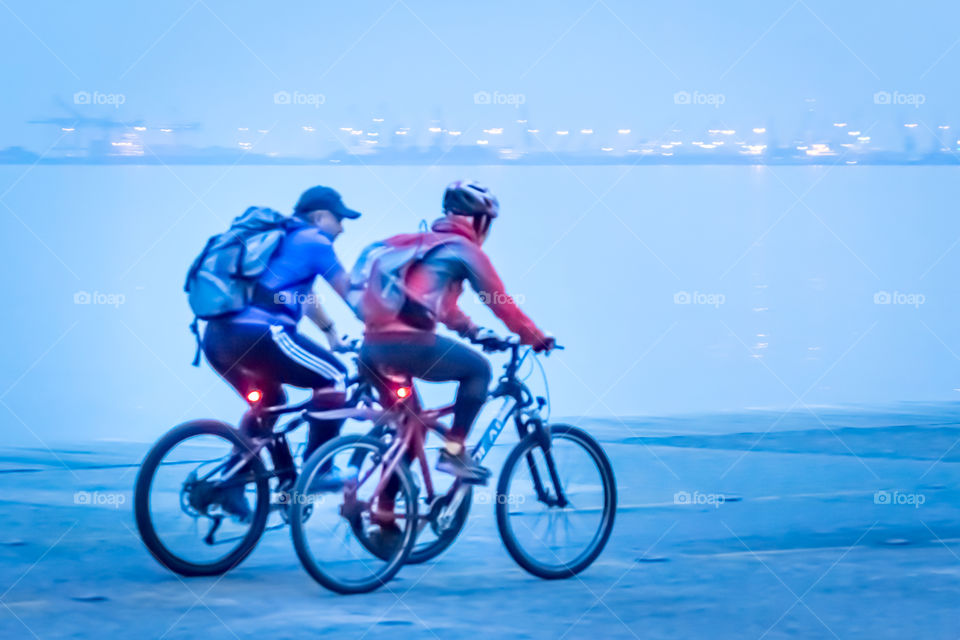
[
  {"xmin": 132, "ymin": 342, "xmax": 381, "ymax": 577},
  {"xmin": 288, "ymin": 335, "xmax": 617, "ymax": 594}
]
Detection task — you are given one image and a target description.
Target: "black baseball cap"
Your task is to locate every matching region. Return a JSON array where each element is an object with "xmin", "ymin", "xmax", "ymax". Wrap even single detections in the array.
[{"xmin": 293, "ymin": 185, "xmax": 361, "ymax": 220}]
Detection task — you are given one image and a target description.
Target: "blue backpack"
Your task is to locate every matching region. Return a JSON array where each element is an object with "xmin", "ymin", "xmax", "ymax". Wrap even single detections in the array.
[{"xmin": 184, "ymin": 206, "xmax": 289, "ymax": 364}]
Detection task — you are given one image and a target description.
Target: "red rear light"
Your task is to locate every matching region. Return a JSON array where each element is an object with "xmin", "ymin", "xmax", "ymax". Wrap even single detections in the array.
[
  {"xmin": 396, "ymin": 386, "xmax": 411, "ymax": 399},
  {"xmin": 246, "ymin": 390, "xmax": 262, "ymax": 403}
]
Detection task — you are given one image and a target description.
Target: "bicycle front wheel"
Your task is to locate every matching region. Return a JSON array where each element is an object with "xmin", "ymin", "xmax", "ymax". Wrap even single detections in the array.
[{"xmin": 496, "ymin": 424, "xmax": 616, "ymax": 579}]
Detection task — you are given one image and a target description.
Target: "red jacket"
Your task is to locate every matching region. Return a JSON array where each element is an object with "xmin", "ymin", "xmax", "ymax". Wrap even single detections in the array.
[{"xmin": 362, "ymin": 217, "xmax": 547, "ymax": 345}]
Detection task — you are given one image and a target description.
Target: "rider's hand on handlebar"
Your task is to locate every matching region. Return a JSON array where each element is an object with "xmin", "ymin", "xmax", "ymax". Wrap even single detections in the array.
[
  {"xmin": 532, "ymin": 334, "xmax": 558, "ymax": 353},
  {"xmin": 470, "ymin": 327, "xmax": 508, "ymax": 352}
]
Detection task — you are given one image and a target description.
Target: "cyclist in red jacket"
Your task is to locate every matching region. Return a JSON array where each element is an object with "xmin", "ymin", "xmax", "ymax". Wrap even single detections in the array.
[{"xmin": 351, "ymin": 181, "xmax": 555, "ymax": 485}]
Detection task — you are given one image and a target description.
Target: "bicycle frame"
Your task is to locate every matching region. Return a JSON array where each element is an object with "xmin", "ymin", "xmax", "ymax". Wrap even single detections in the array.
[{"xmin": 358, "ymin": 342, "xmax": 567, "ymax": 524}]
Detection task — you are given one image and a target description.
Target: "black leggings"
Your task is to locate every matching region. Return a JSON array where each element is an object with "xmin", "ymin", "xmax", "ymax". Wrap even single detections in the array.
[
  {"xmin": 360, "ymin": 332, "xmax": 491, "ymax": 442},
  {"xmin": 202, "ymin": 319, "xmax": 347, "ymax": 459}
]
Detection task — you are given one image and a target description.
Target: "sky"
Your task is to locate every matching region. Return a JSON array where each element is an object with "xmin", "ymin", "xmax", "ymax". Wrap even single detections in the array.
[{"xmin": 2, "ymin": 1, "xmax": 960, "ymax": 155}]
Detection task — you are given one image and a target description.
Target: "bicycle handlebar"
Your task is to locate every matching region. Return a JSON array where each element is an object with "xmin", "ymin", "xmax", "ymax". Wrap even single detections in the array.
[{"xmin": 469, "ymin": 333, "xmax": 563, "ymax": 354}]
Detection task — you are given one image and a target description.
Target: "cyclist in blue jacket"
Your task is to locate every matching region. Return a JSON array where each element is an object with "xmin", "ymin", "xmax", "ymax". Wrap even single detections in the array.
[{"xmin": 202, "ymin": 185, "xmax": 360, "ymax": 520}]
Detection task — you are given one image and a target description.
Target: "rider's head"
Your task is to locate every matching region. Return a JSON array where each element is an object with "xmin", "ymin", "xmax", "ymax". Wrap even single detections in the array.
[
  {"xmin": 442, "ymin": 180, "xmax": 498, "ymax": 244},
  {"xmin": 293, "ymin": 185, "xmax": 361, "ymax": 239}
]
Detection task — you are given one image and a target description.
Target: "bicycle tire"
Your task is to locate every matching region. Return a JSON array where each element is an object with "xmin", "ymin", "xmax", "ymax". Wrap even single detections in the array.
[
  {"xmin": 133, "ymin": 420, "xmax": 271, "ymax": 577},
  {"xmin": 495, "ymin": 424, "xmax": 616, "ymax": 579},
  {"xmin": 290, "ymin": 434, "xmax": 418, "ymax": 594},
  {"xmin": 353, "ymin": 423, "xmax": 472, "ymax": 565}
]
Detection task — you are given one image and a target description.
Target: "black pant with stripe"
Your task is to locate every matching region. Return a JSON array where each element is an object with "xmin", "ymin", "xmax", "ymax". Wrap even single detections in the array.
[{"xmin": 202, "ymin": 319, "xmax": 347, "ymax": 461}]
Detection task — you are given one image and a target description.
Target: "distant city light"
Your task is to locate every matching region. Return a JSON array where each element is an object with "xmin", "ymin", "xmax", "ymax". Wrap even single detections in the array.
[
  {"xmin": 160, "ymin": 128, "xmax": 172, "ymax": 133},
  {"xmin": 848, "ymin": 131, "xmax": 861, "ymax": 136},
  {"xmin": 580, "ymin": 129, "xmax": 593, "ymax": 134},
  {"xmin": 527, "ymin": 129, "xmax": 539, "ymax": 133},
  {"xmin": 483, "ymin": 128, "xmax": 503, "ymax": 135},
  {"xmin": 833, "ymin": 123, "xmax": 847, "ymax": 127},
  {"xmin": 339, "ymin": 127, "xmax": 353, "ymax": 132},
  {"xmin": 395, "ymin": 130, "xmax": 408, "ymax": 135},
  {"xmin": 367, "ymin": 132, "xmax": 379, "ymax": 137},
  {"xmin": 476, "ymin": 139, "xmax": 489, "ymax": 145},
  {"xmin": 752, "ymin": 127, "xmax": 766, "ymax": 133},
  {"xmin": 303, "ymin": 126, "xmax": 316, "ymax": 132},
  {"xmin": 556, "ymin": 130, "xmax": 569, "ymax": 135},
  {"xmin": 61, "ymin": 127, "xmax": 75, "ymax": 132},
  {"xmin": 857, "ymin": 136, "xmax": 870, "ymax": 142},
  {"xmin": 448, "ymin": 131, "xmax": 462, "ymax": 136},
  {"xmin": 516, "ymin": 119, "xmax": 527, "ymax": 124},
  {"xmin": 372, "ymin": 117, "xmax": 384, "ymax": 122},
  {"xmin": 601, "ymin": 147, "xmax": 614, "ymax": 152},
  {"xmin": 133, "ymin": 126, "xmax": 146, "ymax": 131},
  {"xmin": 617, "ymin": 129, "xmax": 631, "ymax": 134},
  {"xmin": 939, "ymin": 125, "xmax": 950, "ymax": 130},
  {"xmin": 904, "ymin": 123, "xmax": 918, "ymax": 128},
  {"xmin": 349, "ymin": 129, "xmax": 362, "ymax": 135},
  {"xmin": 428, "ymin": 127, "xmax": 442, "ymax": 133},
  {"xmin": 238, "ymin": 127, "xmax": 248, "ymax": 131}
]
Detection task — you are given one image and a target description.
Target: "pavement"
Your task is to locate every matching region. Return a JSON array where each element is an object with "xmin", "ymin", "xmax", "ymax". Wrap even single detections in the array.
[{"xmin": 1, "ymin": 403, "xmax": 958, "ymax": 639}]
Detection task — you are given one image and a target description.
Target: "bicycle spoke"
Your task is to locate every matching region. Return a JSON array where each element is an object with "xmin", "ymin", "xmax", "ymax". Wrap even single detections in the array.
[{"xmin": 498, "ymin": 429, "xmax": 614, "ymax": 577}]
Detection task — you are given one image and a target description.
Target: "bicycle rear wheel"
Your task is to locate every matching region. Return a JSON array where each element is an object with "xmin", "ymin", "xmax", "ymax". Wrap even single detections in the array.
[
  {"xmin": 290, "ymin": 434, "xmax": 418, "ymax": 594},
  {"xmin": 354, "ymin": 423, "xmax": 472, "ymax": 565},
  {"xmin": 495, "ymin": 424, "xmax": 616, "ymax": 579},
  {"xmin": 133, "ymin": 420, "xmax": 271, "ymax": 576}
]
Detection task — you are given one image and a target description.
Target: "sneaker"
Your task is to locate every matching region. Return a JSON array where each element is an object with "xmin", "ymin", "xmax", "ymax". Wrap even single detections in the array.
[
  {"xmin": 216, "ymin": 482, "xmax": 252, "ymax": 523},
  {"xmin": 436, "ymin": 445, "xmax": 491, "ymax": 485},
  {"xmin": 306, "ymin": 465, "xmax": 358, "ymax": 493},
  {"xmin": 366, "ymin": 522, "xmax": 403, "ymax": 558}
]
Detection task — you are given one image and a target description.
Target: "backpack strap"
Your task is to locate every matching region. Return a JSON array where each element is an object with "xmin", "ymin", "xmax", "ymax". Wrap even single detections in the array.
[
  {"xmin": 189, "ymin": 317, "xmax": 202, "ymax": 367},
  {"xmin": 184, "ymin": 235, "xmax": 218, "ymax": 292}
]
